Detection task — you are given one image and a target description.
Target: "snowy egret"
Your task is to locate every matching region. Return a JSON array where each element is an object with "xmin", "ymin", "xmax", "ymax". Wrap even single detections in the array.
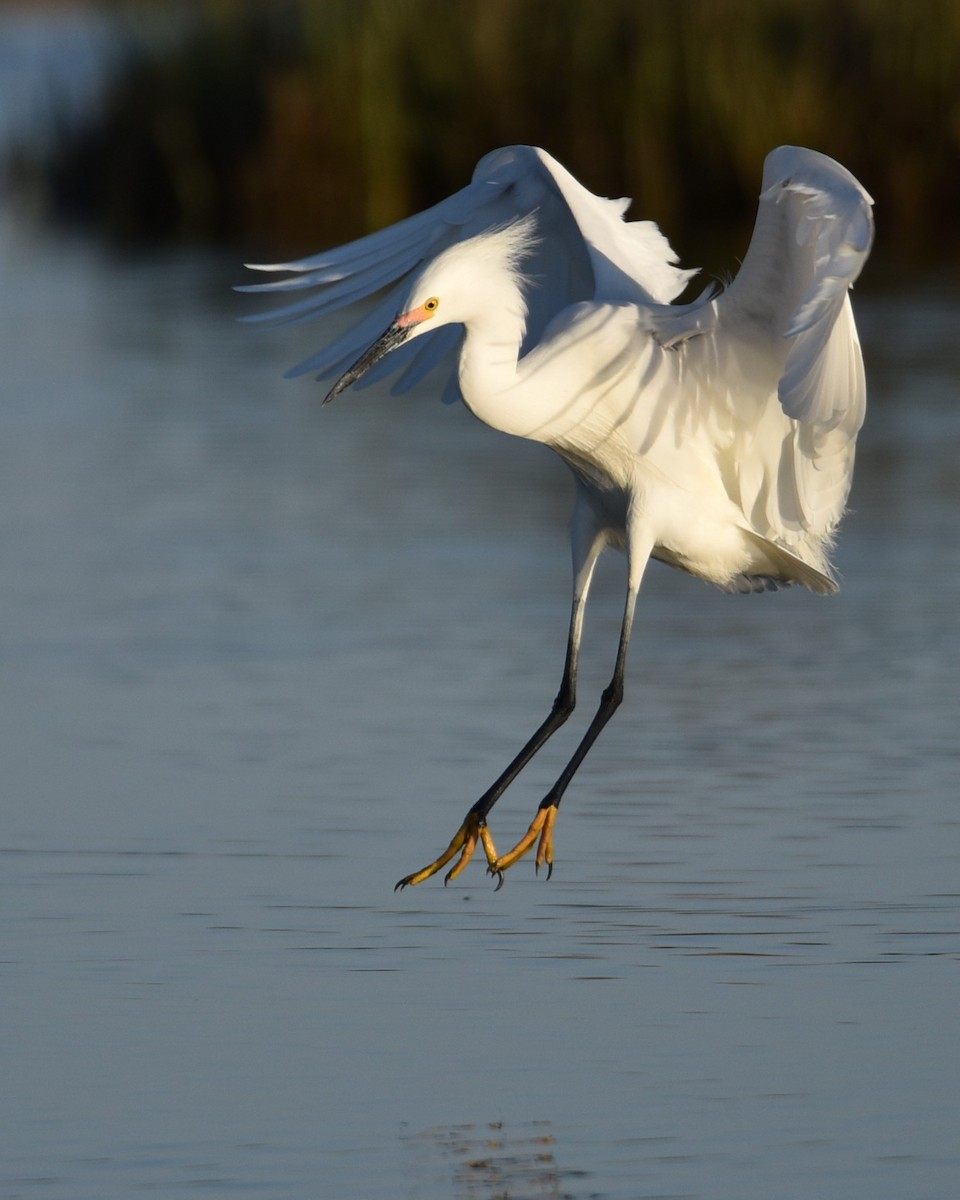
[{"xmin": 241, "ymin": 145, "xmax": 873, "ymax": 890}]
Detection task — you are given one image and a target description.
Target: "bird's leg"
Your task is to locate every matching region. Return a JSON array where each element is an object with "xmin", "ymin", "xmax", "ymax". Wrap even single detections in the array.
[
  {"xmin": 489, "ymin": 575, "xmax": 640, "ymax": 886},
  {"xmin": 393, "ymin": 683, "xmax": 573, "ymax": 891},
  {"xmin": 394, "ymin": 529, "xmax": 604, "ymax": 891},
  {"xmin": 394, "ymin": 620, "xmax": 580, "ymax": 891},
  {"xmin": 392, "ymin": 810, "xmax": 499, "ymax": 889}
]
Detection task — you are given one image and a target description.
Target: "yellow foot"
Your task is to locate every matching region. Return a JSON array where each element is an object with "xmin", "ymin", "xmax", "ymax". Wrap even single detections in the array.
[
  {"xmin": 394, "ymin": 813, "xmax": 499, "ymax": 890},
  {"xmin": 488, "ymin": 804, "xmax": 558, "ymax": 890}
]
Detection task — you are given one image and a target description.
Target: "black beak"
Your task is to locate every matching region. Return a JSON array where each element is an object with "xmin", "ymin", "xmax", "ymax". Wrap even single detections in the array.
[{"xmin": 322, "ymin": 321, "xmax": 411, "ymax": 405}]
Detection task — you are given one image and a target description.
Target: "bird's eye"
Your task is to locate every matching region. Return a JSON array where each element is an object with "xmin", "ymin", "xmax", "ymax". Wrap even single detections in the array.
[{"xmin": 423, "ymin": 297, "xmax": 439, "ymax": 313}]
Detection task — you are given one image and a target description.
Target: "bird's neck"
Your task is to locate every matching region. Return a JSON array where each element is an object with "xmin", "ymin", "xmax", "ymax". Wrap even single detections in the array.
[{"xmin": 457, "ymin": 308, "xmax": 527, "ymax": 435}]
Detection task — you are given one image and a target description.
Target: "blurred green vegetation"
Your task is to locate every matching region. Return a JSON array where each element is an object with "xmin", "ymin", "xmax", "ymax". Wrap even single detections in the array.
[{"xmin": 28, "ymin": 0, "xmax": 960, "ymax": 269}]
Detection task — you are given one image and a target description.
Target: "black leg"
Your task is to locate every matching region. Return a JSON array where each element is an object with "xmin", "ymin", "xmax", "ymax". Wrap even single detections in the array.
[
  {"xmin": 488, "ymin": 577, "xmax": 639, "ymax": 884},
  {"xmin": 394, "ymin": 526, "xmax": 606, "ymax": 890}
]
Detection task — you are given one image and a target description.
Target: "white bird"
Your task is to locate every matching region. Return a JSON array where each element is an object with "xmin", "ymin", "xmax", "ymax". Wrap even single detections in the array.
[{"xmin": 241, "ymin": 145, "xmax": 874, "ymax": 890}]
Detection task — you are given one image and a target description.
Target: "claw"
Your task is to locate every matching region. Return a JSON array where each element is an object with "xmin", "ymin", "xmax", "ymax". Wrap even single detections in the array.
[
  {"xmin": 395, "ymin": 812, "xmax": 498, "ymax": 890},
  {"xmin": 395, "ymin": 804, "xmax": 559, "ymax": 890},
  {"xmin": 479, "ymin": 821, "xmax": 499, "ymax": 866},
  {"xmin": 489, "ymin": 803, "xmax": 558, "ymax": 881}
]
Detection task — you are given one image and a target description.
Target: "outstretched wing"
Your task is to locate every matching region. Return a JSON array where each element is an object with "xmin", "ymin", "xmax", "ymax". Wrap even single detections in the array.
[
  {"xmin": 658, "ymin": 146, "xmax": 874, "ymax": 562},
  {"xmin": 239, "ymin": 145, "xmax": 696, "ymax": 399}
]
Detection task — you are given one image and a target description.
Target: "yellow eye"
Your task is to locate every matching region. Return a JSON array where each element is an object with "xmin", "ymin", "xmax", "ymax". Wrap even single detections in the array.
[{"xmin": 423, "ymin": 297, "xmax": 439, "ymax": 313}]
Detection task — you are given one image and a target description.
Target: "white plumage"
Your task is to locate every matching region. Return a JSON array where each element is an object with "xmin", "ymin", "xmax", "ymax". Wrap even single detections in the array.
[{"xmin": 241, "ymin": 145, "xmax": 874, "ymax": 889}]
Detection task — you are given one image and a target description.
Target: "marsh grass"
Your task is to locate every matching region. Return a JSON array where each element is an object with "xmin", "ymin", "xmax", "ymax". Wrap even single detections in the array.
[{"xmin": 29, "ymin": 0, "xmax": 960, "ymax": 265}]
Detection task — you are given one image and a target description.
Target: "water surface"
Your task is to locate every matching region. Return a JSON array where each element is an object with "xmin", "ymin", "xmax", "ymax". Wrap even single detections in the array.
[{"xmin": 1, "ymin": 219, "xmax": 958, "ymax": 1199}]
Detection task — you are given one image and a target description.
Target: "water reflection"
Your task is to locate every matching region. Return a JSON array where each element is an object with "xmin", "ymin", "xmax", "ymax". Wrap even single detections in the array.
[{"xmin": 407, "ymin": 1122, "xmax": 566, "ymax": 1200}]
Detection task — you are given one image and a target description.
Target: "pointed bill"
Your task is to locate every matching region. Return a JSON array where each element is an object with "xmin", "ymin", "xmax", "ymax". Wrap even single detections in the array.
[{"xmin": 323, "ymin": 321, "xmax": 411, "ymax": 404}]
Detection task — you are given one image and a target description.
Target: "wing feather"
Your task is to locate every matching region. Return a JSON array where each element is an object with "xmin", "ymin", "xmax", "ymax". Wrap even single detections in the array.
[
  {"xmin": 240, "ymin": 144, "xmax": 696, "ymax": 397},
  {"xmin": 738, "ymin": 149, "xmax": 871, "ymax": 549},
  {"xmin": 241, "ymin": 144, "xmax": 872, "ymax": 582},
  {"xmin": 662, "ymin": 147, "xmax": 873, "ymax": 560}
]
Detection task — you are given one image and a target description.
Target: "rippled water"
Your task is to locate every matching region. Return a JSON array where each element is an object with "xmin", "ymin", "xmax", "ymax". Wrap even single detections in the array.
[{"xmin": 1, "ymin": 218, "xmax": 957, "ymax": 1199}]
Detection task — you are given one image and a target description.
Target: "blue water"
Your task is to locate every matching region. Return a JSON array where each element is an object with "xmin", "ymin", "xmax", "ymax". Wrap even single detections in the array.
[{"xmin": 1, "ymin": 216, "xmax": 958, "ymax": 1199}]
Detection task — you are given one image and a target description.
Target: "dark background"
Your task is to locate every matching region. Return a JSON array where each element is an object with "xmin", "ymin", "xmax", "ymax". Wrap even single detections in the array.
[{"xmin": 7, "ymin": 0, "xmax": 959, "ymax": 280}]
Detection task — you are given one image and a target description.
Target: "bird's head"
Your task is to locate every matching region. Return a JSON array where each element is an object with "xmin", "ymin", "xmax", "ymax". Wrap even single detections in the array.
[{"xmin": 323, "ymin": 216, "xmax": 536, "ymax": 404}]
